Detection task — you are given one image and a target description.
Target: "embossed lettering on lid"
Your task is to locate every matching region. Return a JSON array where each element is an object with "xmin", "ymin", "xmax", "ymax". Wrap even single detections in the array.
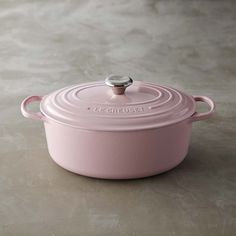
[{"xmin": 40, "ymin": 76, "xmax": 196, "ymax": 131}]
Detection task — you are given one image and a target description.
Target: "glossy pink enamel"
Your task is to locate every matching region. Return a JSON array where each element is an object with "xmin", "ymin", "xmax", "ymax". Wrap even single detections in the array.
[
  {"xmin": 44, "ymin": 120, "xmax": 192, "ymax": 179},
  {"xmin": 39, "ymin": 81, "xmax": 197, "ymax": 131},
  {"xmin": 21, "ymin": 79, "xmax": 215, "ymax": 179}
]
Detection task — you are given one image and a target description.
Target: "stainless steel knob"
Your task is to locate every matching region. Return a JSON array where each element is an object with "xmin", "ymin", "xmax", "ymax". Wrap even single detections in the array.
[{"xmin": 105, "ymin": 75, "xmax": 133, "ymax": 95}]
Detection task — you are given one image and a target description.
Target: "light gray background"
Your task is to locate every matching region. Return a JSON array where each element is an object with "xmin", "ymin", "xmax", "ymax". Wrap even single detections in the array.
[{"xmin": 0, "ymin": 0, "xmax": 236, "ymax": 235}]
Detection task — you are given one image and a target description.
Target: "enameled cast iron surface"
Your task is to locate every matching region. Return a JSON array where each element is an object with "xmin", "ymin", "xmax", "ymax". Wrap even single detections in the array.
[{"xmin": 21, "ymin": 76, "xmax": 215, "ymax": 179}]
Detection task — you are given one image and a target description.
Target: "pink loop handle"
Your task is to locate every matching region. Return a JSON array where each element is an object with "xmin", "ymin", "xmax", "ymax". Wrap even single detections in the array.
[
  {"xmin": 191, "ymin": 96, "xmax": 215, "ymax": 122},
  {"xmin": 21, "ymin": 96, "xmax": 46, "ymax": 121}
]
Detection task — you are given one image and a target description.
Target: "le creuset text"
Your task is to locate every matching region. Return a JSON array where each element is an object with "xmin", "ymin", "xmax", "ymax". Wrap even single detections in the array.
[{"xmin": 89, "ymin": 106, "xmax": 145, "ymax": 114}]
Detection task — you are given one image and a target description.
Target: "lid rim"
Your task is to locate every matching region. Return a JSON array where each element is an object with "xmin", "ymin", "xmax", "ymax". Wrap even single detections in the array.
[{"xmin": 41, "ymin": 108, "xmax": 195, "ymax": 131}]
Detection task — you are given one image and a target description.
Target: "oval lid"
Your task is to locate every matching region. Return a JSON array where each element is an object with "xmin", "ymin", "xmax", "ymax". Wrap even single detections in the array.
[{"xmin": 40, "ymin": 75, "xmax": 196, "ymax": 131}]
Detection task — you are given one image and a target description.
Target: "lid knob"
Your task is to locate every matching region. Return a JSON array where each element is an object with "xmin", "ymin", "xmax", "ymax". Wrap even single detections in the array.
[{"xmin": 105, "ymin": 75, "xmax": 133, "ymax": 95}]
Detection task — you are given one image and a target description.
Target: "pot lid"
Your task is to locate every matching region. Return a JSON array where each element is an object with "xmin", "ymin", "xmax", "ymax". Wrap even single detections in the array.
[{"xmin": 40, "ymin": 75, "xmax": 196, "ymax": 131}]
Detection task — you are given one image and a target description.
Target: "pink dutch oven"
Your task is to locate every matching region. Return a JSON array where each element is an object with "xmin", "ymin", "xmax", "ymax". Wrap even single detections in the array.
[{"xmin": 21, "ymin": 75, "xmax": 215, "ymax": 179}]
